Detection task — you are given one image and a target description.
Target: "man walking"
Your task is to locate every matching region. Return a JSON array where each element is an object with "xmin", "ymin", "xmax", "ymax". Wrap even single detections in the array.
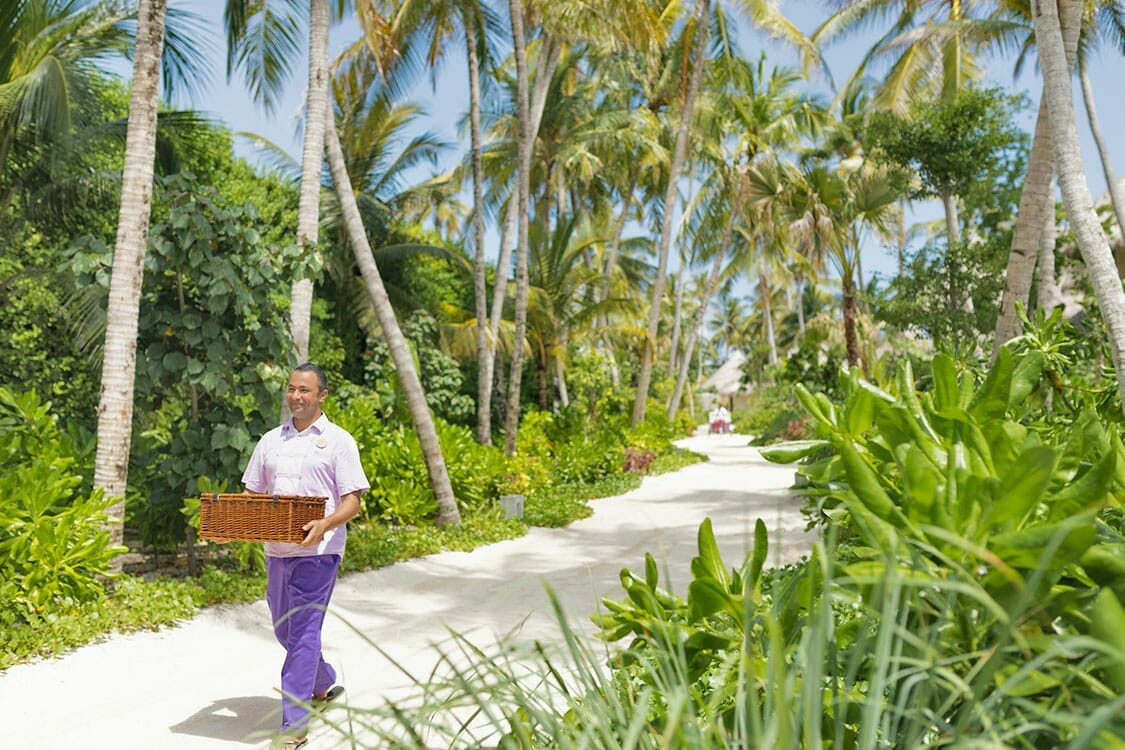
[{"xmin": 241, "ymin": 363, "xmax": 369, "ymax": 749}]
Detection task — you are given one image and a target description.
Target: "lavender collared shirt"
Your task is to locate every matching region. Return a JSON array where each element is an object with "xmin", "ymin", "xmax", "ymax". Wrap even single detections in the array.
[{"xmin": 241, "ymin": 413, "xmax": 370, "ymax": 558}]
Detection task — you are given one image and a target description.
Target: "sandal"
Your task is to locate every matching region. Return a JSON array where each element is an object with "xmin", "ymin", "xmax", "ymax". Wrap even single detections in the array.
[
  {"xmin": 312, "ymin": 685, "xmax": 344, "ymax": 707},
  {"xmin": 271, "ymin": 737, "xmax": 307, "ymax": 750}
]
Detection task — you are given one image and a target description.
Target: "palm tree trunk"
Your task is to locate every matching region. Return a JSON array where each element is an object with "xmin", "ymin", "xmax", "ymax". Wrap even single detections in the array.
[
  {"xmin": 290, "ymin": 0, "xmax": 330, "ymax": 364},
  {"xmin": 598, "ymin": 179, "xmax": 635, "ymax": 388},
  {"xmin": 842, "ymin": 273, "xmax": 860, "ymax": 368},
  {"xmin": 668, "ymin": 272, "xmax": 685, "ymax": 375},
  {"xmin": 1036, "ymin": 187, "xmax": 1062, "ymax": 311},
  {"xmin": 760, "ymin": 270, "xmax": 777, "ymax": 365},
  {"xmin": 632, "ymin": 0, "xmax": 710, "ymax": 427},
  {"xmin": 503, "ymin": 0, "xmax": 532, "ymax": 455},
  {"xmin": 93, "ymin": 0, "xmax": 166, "ymax": 561},
  {"xmin": 325, "ymin": 112, "xmax": 462, "ymax": 527},
  {"xmin": 994, "ymin": 0, "xmax": 1081, "ymax": 354},
  {"xmin": 667, "ymin": 196, "xmax": 740, "ymax": 418},
  {"xmin": 554, "ymin": 344, "xmax": 569, "ymax": 407},
  {"xmin": 897, "ymin": 198, "xmax": 907, "ymax": 276},
  {"xmin": 1033, "ymin": 0, "xmax": 1125, "ymax": 413},
  {"xmin": 466, "ymin": 17, "xmax": 491, "ymax": 445},
  {"xmin": 794, "ymin": 274, "xmax": 806, "ymax": 337},
  {"xmin": 1079, "ymin": 62, "xmax": 1125, "ymax": 246}
]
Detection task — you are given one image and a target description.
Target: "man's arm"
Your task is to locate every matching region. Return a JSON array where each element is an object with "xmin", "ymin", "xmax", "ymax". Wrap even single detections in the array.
[{"xmin": 298, "ymin": 490, "xmax": 363, "ymax": 547}]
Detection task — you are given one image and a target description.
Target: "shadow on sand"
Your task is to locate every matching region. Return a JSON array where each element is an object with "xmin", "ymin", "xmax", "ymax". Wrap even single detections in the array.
[{"xmin": 169, "ymin": 695, "xmax": 279, "ymax": 745}]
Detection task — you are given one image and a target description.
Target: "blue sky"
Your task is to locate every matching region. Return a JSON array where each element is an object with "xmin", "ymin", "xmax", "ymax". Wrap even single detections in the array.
[{"xmin": 170, "ymin": 0, "xmax": 1125, "ymax": 282}]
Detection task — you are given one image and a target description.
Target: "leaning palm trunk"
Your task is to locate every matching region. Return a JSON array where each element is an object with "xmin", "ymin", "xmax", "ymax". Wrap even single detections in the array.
[
  {"xmin": 668, "ymin": 272, "xmax": 686, "ymax": 375},
  {"xmin": 466, "ymin": 17, "xmax": 491, "ymax": 445},
  {"xmin": 325, "ymin": 113, "xmax": 461, "ymax": 527},
  {"xmin": 1033, "ymin": 0, "xmax": 1125, "ymax": 413},
  {"xmin": 290, "ymin": 0, "xmax": 330, "ymax": 363},
  {"xmin": 503, "ymin": 0, "xmax": 532, "ymax": 456},
  {"xmin": 994, "ymin": 1, "xmax": 1081, "ymax": 354},
  {"xmin": 93, "ymin": 0, "xmax": 166, "ymax": 559},
  {"xmin": 1079, "ymin": 63, "xmax": 1125, "ymax": 249},
  {"xmin": 632, "ymin": 0, "xmax": 711, "ymax": 427}
]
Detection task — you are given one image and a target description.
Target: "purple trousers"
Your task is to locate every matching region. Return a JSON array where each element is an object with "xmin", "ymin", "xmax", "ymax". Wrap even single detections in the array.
[{"xmin": 266, "ymin": 554, "xmax": 341, "ymax": 732}]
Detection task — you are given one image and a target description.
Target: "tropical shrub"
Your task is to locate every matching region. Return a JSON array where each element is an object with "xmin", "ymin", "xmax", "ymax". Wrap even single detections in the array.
[
  {"xmin": 70, "ymin": 173, "xmax": 301, "ymax": 549},
  {"xmin": 0, "ymin": 388, "xmax": 123, "ymax": 625},
  {"xmin": 759, "ymin": 349, "xmax": 1125, "ymax": 743}
]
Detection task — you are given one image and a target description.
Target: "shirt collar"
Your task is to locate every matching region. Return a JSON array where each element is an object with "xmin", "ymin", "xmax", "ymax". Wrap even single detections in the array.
[{"xmin": 282, "ymin": 412, "xmax": 330, "ymax": 436}]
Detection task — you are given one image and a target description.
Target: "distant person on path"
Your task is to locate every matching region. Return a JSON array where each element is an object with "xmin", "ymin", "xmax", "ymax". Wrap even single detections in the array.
[
  {"xmin": 717, "ymin": 405, "xmax": 731, "ymax": 434},
  {"xmin": 241, "ymin": 362, "xmax": 370, "ymax": 750},
  {"xmin": 709, "ymin": 406, "xmax": 722, "ymax": 435}
]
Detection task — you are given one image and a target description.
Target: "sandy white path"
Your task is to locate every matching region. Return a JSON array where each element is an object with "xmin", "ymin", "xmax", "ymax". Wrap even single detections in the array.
[{"xmin": 0, "ymin": 433, "xmax": 814, "ymax": 749}]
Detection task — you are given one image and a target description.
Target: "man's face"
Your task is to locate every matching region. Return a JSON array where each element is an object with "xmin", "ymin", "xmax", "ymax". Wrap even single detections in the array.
[{"xmin": 286, "ymin": 370, "xmax": 326, "ymax": 421}]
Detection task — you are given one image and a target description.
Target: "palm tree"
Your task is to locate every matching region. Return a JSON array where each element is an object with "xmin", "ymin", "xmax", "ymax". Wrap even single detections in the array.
[
  {"xmin": 381, "ymin": 0, "xmax": 504, "ymax": 444},
  {"xmin": 324, "ymin": 108, "xmax": 462, "ymax": 527},
  {"xmin": 631, "ymin": 0, "xmax": 711, "ymax": 427},
  {"xmin": 502, "ymin": 0, "xmax": 531, "ymax": 456},
  {"xmin": 93, "ymin": 0, "xmax": 167, "ymax": 555},
  {"xmin": 815, "ymin": 0, "xmax": 1012, "ymax": 111},
  {"xmin": 993, "ymin": 0, "xmax": 1113, "ymax": 349},
  {"xmin": 752, "ymin": 157, "xmax": 897, "ymax": 368},
  {"xmin": 1032, "ymin": 0, "xmax": 1125, "ymax": 412}
]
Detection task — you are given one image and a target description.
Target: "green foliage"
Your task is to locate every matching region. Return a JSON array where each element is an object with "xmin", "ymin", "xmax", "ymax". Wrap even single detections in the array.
[
  {"xmin": 0, "ymin": 388, "xmax": 123, "ymax": 624},
  {"xmin": 70, "ymin": 173, "xmax": 301, "ymax": 549},
  {"xmin": 875, "ymin": 236, "xmax": 1007, "ymax": 352},
  {"xmin": 865, "ymin": 86, "xmax": 1028, "ymax": 206},
  {"xmin": 1006, "ymin": 302, "xmax": 1121, "ymax": 427},
  {"xmin": 761, "ymin": 349, "xmax": 1125, "ymax": 732},
  {"xmin": 364, "ymin": 310, "xmax": 474, "ymax": 426}
]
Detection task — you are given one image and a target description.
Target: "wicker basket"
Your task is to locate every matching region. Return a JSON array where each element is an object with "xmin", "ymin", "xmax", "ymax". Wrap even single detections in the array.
[{"xmin": 198, "ymin": 493, "xmax": 327, "ymax": 543}]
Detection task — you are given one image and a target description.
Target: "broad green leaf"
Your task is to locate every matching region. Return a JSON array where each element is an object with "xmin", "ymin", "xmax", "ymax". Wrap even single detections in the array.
[
  {"xmin": 844, "ymin": 385, "xmax": 877, "ymax": 436},
  {"xmin": 760, "ymin": 439, "xmax": 830, "ymax": 464},
  {"xmin": 970, "ymin": 347, "xmax": 1014, "ymax": 422},
  {"xmin": 840, "ymin": 442, "xmax": 898, "ymax": 523},
  {"xmin": 982, "ymin": 446, "xmax": 1056, "ymax": 530},
  {"xmin": 902, "ymin": 445, "xmax": 939, "ymax": 523},
  {"xmin": 990, "ymin": 515, "xmax": 1096, "ymax": 570},
  {"xmin": 688, "ymin": 577, "xmax": 740, "ymax": 621},
  {"xmin": 644, "ymin": 552, "xmax": 659, "ymax": 590},
  {"xmin": 1049, "ymin": 447, "xmax": 1117, "ymax": 522},
  {"xmin": 1008, "ymin": 351, "xmax": 1044, "ymax": 410},
  {"xmin": 931, "ymin": 353, "xmax": 960, "ymax": 410},
  {"xmin": 691, "ymin": 517, "xmax": 729, "ymax": 589},
  {"xmin": 1089, "ymin": 589, "xmax": 1125, "ymax": 693},
  {"xmin": 162, "ymin": 351, "xmax": 187, "ymax": 372}
]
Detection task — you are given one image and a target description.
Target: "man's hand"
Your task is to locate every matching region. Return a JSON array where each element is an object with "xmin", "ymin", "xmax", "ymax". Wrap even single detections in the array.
[
  {"xmin": 298, "ymin": 492, "xmax": 361, "ymax": 547},
  {"xmin": 299, "ymin": 517, "xmax": 332, "ymax": 547}
]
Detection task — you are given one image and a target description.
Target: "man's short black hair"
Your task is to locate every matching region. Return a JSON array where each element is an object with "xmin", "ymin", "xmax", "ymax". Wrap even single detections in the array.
[{"xmin": 294, "ymin": 362, "xmax": 328, "ymax": 392}]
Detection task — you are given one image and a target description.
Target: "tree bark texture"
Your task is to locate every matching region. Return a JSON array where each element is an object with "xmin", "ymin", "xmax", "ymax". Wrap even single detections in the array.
[
  {"xmin": 994, "ymin": 0, "xmax": 1080, "ymax": 353},
  {"xmin": 1032, "ymin": 0, "xmax": 1125, "ymax": 413},
  {"xmin": 291, "ymin": 0, "xmax": 330, "ymax": 364},
  {"xmin": 466, "ymin": 17, "xmax": 491, "ymax": 445},
  {"xmin": 503, "ymin": 0, "xmax": 532, "ymax": 455},
  {"xmin": 94, "ymin": 0, "xmax": 166, "ymax": 556}
]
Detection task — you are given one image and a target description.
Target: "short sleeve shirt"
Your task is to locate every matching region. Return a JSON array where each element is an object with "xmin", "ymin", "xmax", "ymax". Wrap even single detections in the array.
[{"xmin": 241, "ymin": 413, "xmax": 370, "ymax": 558}]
